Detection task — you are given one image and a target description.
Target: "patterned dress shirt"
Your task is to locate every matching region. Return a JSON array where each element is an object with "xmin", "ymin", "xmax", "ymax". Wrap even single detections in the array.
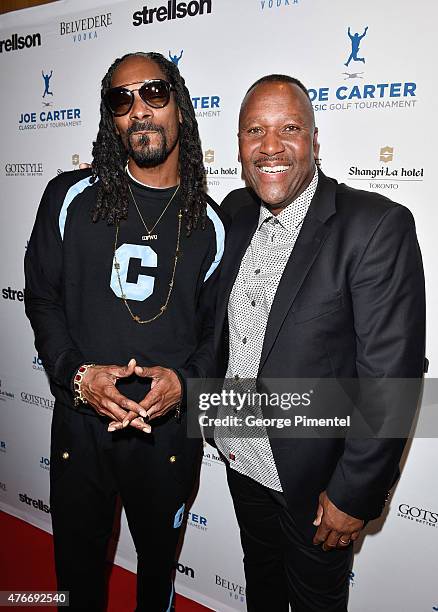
[{"xmin": 215, "ymin": 169, "xmax": 318, "ymax": 490}]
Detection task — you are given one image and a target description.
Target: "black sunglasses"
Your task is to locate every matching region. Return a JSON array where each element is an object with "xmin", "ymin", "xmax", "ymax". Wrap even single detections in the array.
[{"xmin": 104, "ymin": 79, "xmax": 173, "ymax": 116}]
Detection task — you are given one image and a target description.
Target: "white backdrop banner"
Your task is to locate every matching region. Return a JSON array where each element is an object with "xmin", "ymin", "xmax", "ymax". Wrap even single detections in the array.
[{"xmin": 0, "ymin": 1, "xmax": 436, "ymax": 611}]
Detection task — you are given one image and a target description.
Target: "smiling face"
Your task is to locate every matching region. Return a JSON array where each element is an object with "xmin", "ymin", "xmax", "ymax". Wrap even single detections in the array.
[
  {"xmin": 238, "ymin": 81, "xmax": 318, "ymax": 212},
  {"xmin": 111, "ymin": 55, "xmax": 181, "ymax": 170}
]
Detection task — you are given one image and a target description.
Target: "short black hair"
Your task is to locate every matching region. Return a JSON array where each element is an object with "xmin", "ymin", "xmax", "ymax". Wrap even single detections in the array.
[
  {"xmin": 245, "ymin": 74, "xmax": 311, "ymax": 100},
  {"xmin": 240, "ymin": 74, "xmax": 314, "ymax": 128}
]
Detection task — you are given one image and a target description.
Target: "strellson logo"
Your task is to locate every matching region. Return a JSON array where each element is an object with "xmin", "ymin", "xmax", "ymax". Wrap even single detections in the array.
[
  {"xmin": 59, "ymin": 12, "xmax": 112, "ymax": 43},
  {"xmin": 176, "ymin": 562, "xmax": 195, "ymax": 578},
  {"xmin": 133, "ymin": 0, "xmax": 212, "ymax": 25},
  {"xmin": 0, "ymin": 32, "xmax": 41, "ymax": 53},
  {"xmin": 5, "ymin": 163, "xmax": 43, "ymax": 177},
  {"xmin": 215, "ymin": 575, "xmax": 246, "ymax": 604},
  {"xmin": 2, "ymin": 286, "xmax": 24, "ymax": 302},
  {"xmin": 397, "ymin": 503, "xmax": 438, "ymax": 528},
  {"xmin": 21, "ymin": 392, "xmax": 54, "ymax": 411},
  {"xmin": 310, "ymin": 26, "xmax": 418, "ymax": 113},
  {"xmin": 19, "ymin": 492, "xmax": 50, "ymax": 514}
]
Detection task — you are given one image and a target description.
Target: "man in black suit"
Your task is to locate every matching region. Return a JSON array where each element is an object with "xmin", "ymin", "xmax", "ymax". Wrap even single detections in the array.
[{"xmin": 213, "ymin": 75, "xmax": 426, "ymax": 611}]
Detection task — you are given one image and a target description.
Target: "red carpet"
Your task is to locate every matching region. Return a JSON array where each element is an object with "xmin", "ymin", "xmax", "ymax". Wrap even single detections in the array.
[{"xmin": 0, "ymin": 511, "xmax": 212, "ymax": 611}]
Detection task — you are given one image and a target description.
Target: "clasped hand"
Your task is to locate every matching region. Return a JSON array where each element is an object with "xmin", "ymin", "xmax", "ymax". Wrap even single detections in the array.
[{"xmin": 79, "ymin": 358, "xmax": 182, "ymax": 433}]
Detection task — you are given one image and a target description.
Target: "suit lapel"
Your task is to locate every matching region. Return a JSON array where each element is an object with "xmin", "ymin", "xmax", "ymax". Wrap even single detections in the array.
[
  {"xmin": 216, "ymin": 204, "xmax": 259, "ymax": 334},
  {"xmin": 258, "ymin": 172, "xmax": 337, "ymax": 372}
]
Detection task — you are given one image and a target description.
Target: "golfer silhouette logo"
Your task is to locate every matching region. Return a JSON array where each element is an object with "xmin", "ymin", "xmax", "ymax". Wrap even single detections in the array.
[
  {"xmin": 345, "ymin": 26, "xmax": 368, "ymax": 67},
  {"xmin": 169, "ymin": 50, "xmax": 183, "ymax": 66},
  {"xmin": 42, "ymin": 70, "xmax": 53, "ymax": 98}
]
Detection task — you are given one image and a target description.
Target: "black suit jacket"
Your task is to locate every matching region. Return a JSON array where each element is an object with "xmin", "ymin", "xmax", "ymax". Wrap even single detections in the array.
[{"xmin": 215, "ymin": 170, "xmax": 426, "ymax": 528}]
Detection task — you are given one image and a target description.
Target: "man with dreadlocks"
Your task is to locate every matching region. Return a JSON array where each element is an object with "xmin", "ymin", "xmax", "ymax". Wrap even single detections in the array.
[{"xmin": 24, "ymin": 52, "xmax": 226, "ymax": 611}]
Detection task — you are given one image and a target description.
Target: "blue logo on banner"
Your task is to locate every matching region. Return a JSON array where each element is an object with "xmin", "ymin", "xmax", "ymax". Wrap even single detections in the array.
[
  {"xmin": 42, "ymin": 69, "xmax": 53, "ymax": 98},
  {"xmin": 18, "ymin": 70, "xmax": 82, "ymax": 129},
  {"xmin": 169, "ymin": 50, "xmax": 183, "ymax": 66},
  {"xmin": 345, "ymin": 26, "xmax": 368, "ymax": 68}
]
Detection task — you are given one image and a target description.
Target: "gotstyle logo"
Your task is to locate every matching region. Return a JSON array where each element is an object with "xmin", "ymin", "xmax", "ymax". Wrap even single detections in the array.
[
  {"xmin": 5, "ymin": 163, "xmax": 43, "ymax": 177},
  {"xmin": 0, "ymin": 441, "xmax": 6, "ymax": 453},
  {"xmin": 19, "ymin": 492, "xmax": 50, "ymax": 514},
  {"xmin": 215, "ymin": 575, "xmax": 246, "ymax": 604},
  {"xmin": 0, "ymin": 379, "xmax": 15, "ymax": 402},
  {"xmin": 310, "ymin": 26, "xmax": 418, "ymax": 113},
  {"xmin": 397, "ymin": 503, "xmax": 438, "ymax": 528},
  {"xmin": 59, "ymin": 12, "xmax": 112, "ymax": 43},
  {"xmin": 21, "ymin": 392, "xmax": 54, "ymax": 411},
  {"xmin": 133, "ymin": 0, "xmax": 212, "ymax": 26},
  {"xmin": 2, "ymin": 286, "xmax": 24, "ymax": 302},
  {"xmin": 0, "ymin": 32, "xmax": 41, "ymax": 53}
]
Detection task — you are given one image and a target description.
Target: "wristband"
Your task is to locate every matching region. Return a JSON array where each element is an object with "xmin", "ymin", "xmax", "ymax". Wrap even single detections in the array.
[{"xmin": 73, "ymin": 363, "xmax": 95, "ymax": 407}]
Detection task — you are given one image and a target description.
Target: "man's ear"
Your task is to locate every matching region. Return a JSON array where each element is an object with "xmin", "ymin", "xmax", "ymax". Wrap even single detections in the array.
[{"xmin": 313, "ymin": 127, "xmax": 319, "ymax": 159}]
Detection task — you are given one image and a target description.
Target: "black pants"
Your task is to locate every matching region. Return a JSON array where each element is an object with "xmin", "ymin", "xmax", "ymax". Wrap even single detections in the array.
[
  {"xmin": 226, "ymin": 467, "xmax": 353, "ymax": 612},
  {"xmin": 50, "ymin": 403, "xmax": 196, "ymax": 612}
]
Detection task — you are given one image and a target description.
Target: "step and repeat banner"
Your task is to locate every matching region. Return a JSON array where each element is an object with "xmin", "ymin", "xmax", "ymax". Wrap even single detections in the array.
[{"xmin": 0, "ymin": 1, "xmax": 437, "ymax": 610}]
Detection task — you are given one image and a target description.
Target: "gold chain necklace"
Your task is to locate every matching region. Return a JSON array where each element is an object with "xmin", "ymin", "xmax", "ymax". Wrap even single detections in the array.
[
  {"xmin": 128, "ymin": 182, "xmax": 180, "ymax": 241},
  {"xmin": 113, "ymin": 200, "xmax": 183, "ymax": 325}
]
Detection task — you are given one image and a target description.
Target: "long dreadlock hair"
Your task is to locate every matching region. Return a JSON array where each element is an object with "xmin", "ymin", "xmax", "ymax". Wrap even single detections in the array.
[{"xmin": 91, "ymin": 51, "xmax": 207, "ymax": 234}]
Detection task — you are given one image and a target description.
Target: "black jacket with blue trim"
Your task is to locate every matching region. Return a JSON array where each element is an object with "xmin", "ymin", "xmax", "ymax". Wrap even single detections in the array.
[{"xmin": 24, "ymin": 169, "xmax": 227, "ymax": 411}]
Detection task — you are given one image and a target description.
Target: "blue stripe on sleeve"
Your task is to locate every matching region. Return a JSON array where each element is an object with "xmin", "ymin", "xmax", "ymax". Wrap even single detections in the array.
[
  {"xmin": 59, "ymin": 176, "xmax": 96, "ymax": 239},
  {"xmin": 205, "ymin": 204, "xmax": 225, "ymax": 281}
]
